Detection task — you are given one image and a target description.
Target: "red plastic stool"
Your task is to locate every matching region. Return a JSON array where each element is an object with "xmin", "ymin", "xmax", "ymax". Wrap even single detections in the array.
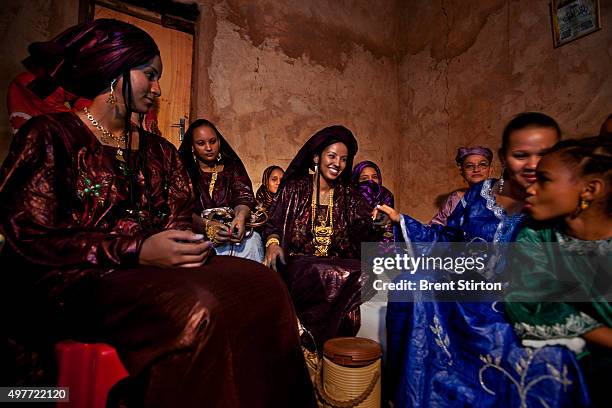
[{"xmin": 56, "ymin": 340, "xmax": 128, "ymax": 408}]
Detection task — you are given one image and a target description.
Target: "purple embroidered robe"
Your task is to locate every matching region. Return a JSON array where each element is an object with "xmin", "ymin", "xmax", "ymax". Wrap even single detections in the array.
[{"xmin": 264, "ymin": 175, "xmax": 379, "ymax": 348}]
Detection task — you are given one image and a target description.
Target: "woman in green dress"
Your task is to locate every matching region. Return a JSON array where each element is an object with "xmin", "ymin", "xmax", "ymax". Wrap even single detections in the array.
[{"xmin": 506, "ymin": 136, "xmax": 612, "ymax": 407}]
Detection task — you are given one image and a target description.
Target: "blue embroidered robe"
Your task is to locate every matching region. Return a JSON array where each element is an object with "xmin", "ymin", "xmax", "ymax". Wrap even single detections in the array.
[{"xmin": 385, "ymin": 179, "xmax": 590, "ymax": 407}]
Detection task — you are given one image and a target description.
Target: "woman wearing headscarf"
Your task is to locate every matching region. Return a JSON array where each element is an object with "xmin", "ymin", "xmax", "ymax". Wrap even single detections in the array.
[
  {"xmin": 352, "ymin": 160, "xmax": 395, "ymax": 242},
  {"xmin": 0, "ymin": 19, "xmax": 313, "ymax": 407},
  {"xmin": 429, "ymin": 146, "xmax": 493, "ymax": 226},
  {"xmin": 263, "ymin": 125, "xmax": 383, "ymax": 350},
  {"xmin": 352, "ymin": 160, "xmax": 395, "ymax": 208},
  {"xmin": 178, "ymin": 119, "xmax": 263, "ymax": 261},
  {"xmin": 256, "ymin": 165, "xmax": 284, "ymax": 213},
  {"xmin": 377, "ymin": 113, "xmax": 589, "ymax": 407}
]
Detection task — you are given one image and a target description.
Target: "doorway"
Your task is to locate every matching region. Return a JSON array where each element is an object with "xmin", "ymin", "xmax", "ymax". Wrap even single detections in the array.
[{"xmin": 83, "ymin": 0, "xmax": 198, "ymax": 147}]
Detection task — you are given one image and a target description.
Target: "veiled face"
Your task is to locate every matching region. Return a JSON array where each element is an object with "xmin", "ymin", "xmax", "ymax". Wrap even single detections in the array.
[
  {"xmin": 267, "ymin": 168, "xmax": 284, "ymax": 193},
  {"xmin": 192, "ymin": 125, "xmax": 220, "ymax": 164},
  {"xmin": 359, "ymin": 166, "xmax": 380, "ymax": 184},
  {"xmin": 317, "ymin": 142, "xmax": 349, "ymax": 182}
]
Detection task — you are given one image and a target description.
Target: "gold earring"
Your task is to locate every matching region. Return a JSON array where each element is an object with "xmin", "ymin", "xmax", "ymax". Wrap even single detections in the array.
[
  {"xmin": 192, "ymin": 149, "xmax": 200, "ymax": 165},
  {"xmin": 107, "ymin": 79, "xmax": 117, "ymax": 105},
  {"xmin": 580, "ymin": 199, "xmax": 590, "ymax": 210}
]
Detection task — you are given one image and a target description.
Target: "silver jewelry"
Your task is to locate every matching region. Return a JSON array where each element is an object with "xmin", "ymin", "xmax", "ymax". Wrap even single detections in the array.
[
  {"xmin": 107, "ymin": 79, "xmax": 117, "ymax": 105},
  {"xmin": 498, "ymin": 167, "xmax": 505, "ymax": 193}
]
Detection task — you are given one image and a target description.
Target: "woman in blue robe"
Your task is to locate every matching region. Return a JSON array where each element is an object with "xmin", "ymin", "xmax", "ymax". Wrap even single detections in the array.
[{"xmin": 377, "ymin": 113, "xmax": 591, "ymax": 407}]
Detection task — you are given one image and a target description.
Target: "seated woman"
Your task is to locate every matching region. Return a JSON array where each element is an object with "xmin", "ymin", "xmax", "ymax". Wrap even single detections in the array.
[
  {"xmin": 178, "ymin": 120, "xmax": 263, "ymax": 262},
  {"xmin": 263, "ymin": 126, "xmax": 382, "ymax": 350},
  {"xmin": 0, "ymin": 19, "xmax": 313, "ymax": 407},
  {"xmin": 352, "ymin": 160, "xmax": 395, "ymax": 208},
  {"xmin": 352, "ymin": 160, "xmax": 395, "ymax": 242},
  {"xmin": 506, "ymin": 136, "xmax": 612, "ymax": 407},
  {"xmin": 377, "ymin": 112, "xmax": 590, "ymax": 407},
  {"xmin": 256, "ymin": 165, "xmax": 284, "ymax": 213},
  {"xmin": 430, "ymin": 145, "xmax": 493, "ymax": 225}
]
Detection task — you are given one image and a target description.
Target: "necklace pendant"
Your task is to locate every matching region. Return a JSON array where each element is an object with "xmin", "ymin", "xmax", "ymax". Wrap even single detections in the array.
[
  {"xmin": 116, "ymin": 148, "xmax": 125, "ymax": 162},
  {"xmin": 209, "ymin": 171, "xmax": 218, "ymax": 197}
]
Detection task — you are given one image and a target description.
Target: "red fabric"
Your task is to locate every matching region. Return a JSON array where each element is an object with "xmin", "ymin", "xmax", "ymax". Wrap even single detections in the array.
[
  {"xmin": 7, "ymin": 71, "xmax": 160, "ymax": 136},
  {"xmin": 7, "ymin": 72, "xmax": 87, "ymax": 134}
]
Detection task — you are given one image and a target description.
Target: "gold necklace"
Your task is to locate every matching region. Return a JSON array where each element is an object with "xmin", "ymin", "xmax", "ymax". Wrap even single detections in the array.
[
  {"xmin": 311, "ymin": 186, "xmax": 334, "ymax": 257},
  {"xmin": 83, "ymin": 107, "xmax": 127, "ymax": 162},
  {"xmin": 208, "ymin": 163, "xmax": 220, "ymax": 197}
]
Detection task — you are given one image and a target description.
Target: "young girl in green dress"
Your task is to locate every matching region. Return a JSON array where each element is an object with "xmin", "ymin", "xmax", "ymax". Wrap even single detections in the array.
[{"xmin": 506, "ymin": 136, "xmax": 612, "ymax": 407}]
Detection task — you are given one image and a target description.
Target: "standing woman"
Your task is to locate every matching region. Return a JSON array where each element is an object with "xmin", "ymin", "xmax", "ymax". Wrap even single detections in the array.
[
  {"xmin": 377, "ymin": 112, "xmax": 590, "ymax": 407},
  {"xmin": 429, "ymin": 146, "xmax": 493, "ymax": 225},
  {"xmin": 178, "ymin": 119, "xmax": 263, "ymax": 262},
  {"xmin": 0, "ymin": 19, "xmax": 313, "ymax": 407},
  {"xmin": 263, "ymin": 126, "xmax": 382, "ymax": 349},
  {"xmin": 506, "ymin": 136, "xmax": 612, "ymax": 407},
  {"xmin": 256, "ymin": 165, "xmax": 284, "ymax": 213}
]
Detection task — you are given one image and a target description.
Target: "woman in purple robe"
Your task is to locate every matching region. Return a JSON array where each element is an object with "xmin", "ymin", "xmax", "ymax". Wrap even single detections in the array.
[
  {"xmin": 352, "ymin": 160, "xmax": 395, "ymax": 208},
  {"xmin": 178, "ymin": 119, "xmax": 263, "ymax": 262},
  {"xmin": 0, "ymin": 19, "xmax": 313, "ymax": 407},
  {"xmin": 263, "ymin": 126, "xmax": 382, "ymax": 350},
  {"xmin": 352, "ymin": 160, "xmax": 395, "ymax": 242}
]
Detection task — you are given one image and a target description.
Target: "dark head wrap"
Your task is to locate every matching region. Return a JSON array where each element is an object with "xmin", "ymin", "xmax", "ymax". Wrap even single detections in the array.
[
  {"xmin": 351, "ymin": 160, "xmax": 394, "ymax": 209},
  {"xmin": 352, "ymin": 160, "xmax": 383, "ymax": 186},
  {"xmin": 255, "ymin": 165, "xmax": 284, "ymax": 209},
  {"xmin": 455, "ymin": 146, "xmax": 494, "ymax": 166},
  {"xmin": 283, "ymin": 125, "xmax": 358, "ymax": 185},
  {"xmin": 178, "ymin": 119, "xmax": 247, "ymax": 200},
  {"xmin": 22, "ymin": 18, "xmax": 159, "ymax": 99}
]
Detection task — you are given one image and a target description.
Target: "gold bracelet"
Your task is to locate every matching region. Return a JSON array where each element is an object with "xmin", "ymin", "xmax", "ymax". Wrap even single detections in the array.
[{"xmin": 265, "ymin": 237, "xmax": 280, "ymax": 248}]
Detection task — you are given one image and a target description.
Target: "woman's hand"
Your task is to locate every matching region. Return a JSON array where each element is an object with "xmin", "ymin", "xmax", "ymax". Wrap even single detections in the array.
[
  {"xmin": 583, "ymin": 326, "xmax": 612, "ymax": 349},
  {"xmin": 264, "ymin": 243, "xmax": 286, "ymax": 271},
  {"xmin": 222, "ymin": 205, "xmax": 250, "ymax": 243},
  {"xmin": 212, "ymin": 220, "xmax": 233, "ymax": 243},
  {"xmin": 374, "ymin": 204, "xmax": 400, "ymax": 223},
  {"xmin": 139, "ymin": 229, "xmax": 212, "ymax": 268},
  {"xmin": 229, "ymin": 212, "xmax": 247, "ymax": 243}
]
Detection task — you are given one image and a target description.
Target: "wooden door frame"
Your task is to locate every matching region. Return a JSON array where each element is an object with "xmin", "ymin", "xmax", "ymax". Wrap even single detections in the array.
[{"xmin": 78, "ymin": 0, "xmax": 200, "ymax": 122}]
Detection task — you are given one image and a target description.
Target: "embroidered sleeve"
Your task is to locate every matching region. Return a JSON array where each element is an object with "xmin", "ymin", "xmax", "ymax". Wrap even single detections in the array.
[
  {"xmin": 505, "ymin": 227, "xmax": 605, "ymax": 340},
  {"xmin": 512, "ymin": 312, "xmax": 602, "ymax": 340},
  {"xmin": 0, "ymin": 117, "xmax": 145, "ymax": 269}
]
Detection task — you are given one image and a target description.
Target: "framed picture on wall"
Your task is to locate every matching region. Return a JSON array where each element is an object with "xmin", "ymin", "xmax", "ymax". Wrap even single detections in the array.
[{"xmin": 550, "ymin": 0, "xmax": 602, "ymax": 47}]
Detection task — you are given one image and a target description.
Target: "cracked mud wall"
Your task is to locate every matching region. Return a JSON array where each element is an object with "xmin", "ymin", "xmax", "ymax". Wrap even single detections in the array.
[
  {"xmin": 192, "ymin": 0, "xmax": 402, "ymax": 199},
  {"xmin": 1, "ymin": 0, "xmax": 609, "ymax": 221},
  {"xmin": 398, "ymin": 0, "xmax": 612, "ymax": 222}
]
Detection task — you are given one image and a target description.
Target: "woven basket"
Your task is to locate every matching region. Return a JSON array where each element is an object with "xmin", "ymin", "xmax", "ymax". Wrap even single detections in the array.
[{"xmin": 315, "ymin": 337, "xmax": 382, "ymax": 408}]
